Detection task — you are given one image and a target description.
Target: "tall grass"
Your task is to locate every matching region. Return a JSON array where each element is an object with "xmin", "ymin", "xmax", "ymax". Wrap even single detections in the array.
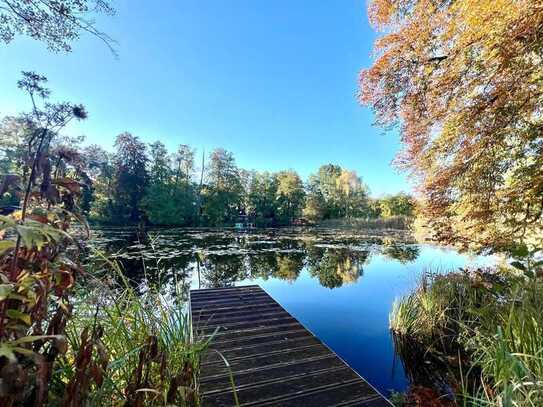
[
  {"xmin": 461, "ymin": 281, "xmax": 543, "ymax": 406},
  {"xmin": 390, "ymin": 268, "xmax": 543, "ymax": 406},
  {"xmin": 50, "ymin": 254, "xmax": 213, "ymax": 406}
]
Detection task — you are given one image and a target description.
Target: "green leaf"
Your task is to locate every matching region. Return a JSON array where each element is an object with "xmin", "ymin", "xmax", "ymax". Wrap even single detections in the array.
[
  {"xmin": 14, "ymin": 221, "xmax": 68, "ymax": 250},
  {"xmin": 510, "ymin": 261, "xmax": 526, "ymax": 271},
  {"xmin": 0, "ymin": 343, "xmax": 16, "ymax": 363},
  {"xmin": 6, "ymin": 309, "xmax": 32, "ymax": 325},
  {"xmin": 510, "ymin": 243, "xmax": 529, "ymax": 259},
  {"xmin": 0, "ymin": 284, "xmax": 14, "ymax": 301},
  {"xmin": 0, "ymin": 215, "xmax": 16, "ymax": 230},
  {"xmin": 12, "ymin": 347, "xmax": 36, "ymax": 357},
  {"xmin": 0, "ymin": 240, "xmax": 15, "ymax": 254}
]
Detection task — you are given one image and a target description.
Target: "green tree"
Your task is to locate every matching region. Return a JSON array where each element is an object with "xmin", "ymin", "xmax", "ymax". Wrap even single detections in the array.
[
  {"xmin": 110, "ymin": 132, "xmax": 148, "ymax": 223},
  {"xmin": 245, "ymin": 171, "xmax": 278, "ymax": 227},
  {"xmin": 276, "ymin": 170, "xmax": 305, "ymax": 224},
  {"xmin": 379, "ymin": 193, "xmax": 415, "ymax": 218},
  {"xmin": 367, "ymin": 198, "xmax": 382, "ymax": 219},
  {"xmin": 336, "ymin": 169, "xmax": 369, "ymax": 218},
  {"xmin": 202, "ymin": 148, "xmax": 243, "ymax": 226},
  {"xmin": 304, "ymin": 164, "xmax": 370, "ymax": 221},
  {"xmin": 141, "ymin": 141, "xmax": 199, "ymax": 226},
  {"xmin": 0, "ymin": 117, "xmax": 27, "ymax": 175},
  {"xmin": 0, "ymin": 117, "xmax": 30, "ymax": 206},
  {"xmin": 303, "ymin": 174, "xmax": 326, "ymax": 222},
  {"xmin": 85, "ymin": 144, "xmax": 114, "ymax": 221},
  {"xmin": 148, "ymin": 141, "xmax": 171, "ymax": 184},
  {"xmin": 303, "ymin": 193, "xmax": 326, "ymax": 223},
  {"xmin": 173, "ymin": 144, "xmax": 194, "ymax": 186},
  {"xmin": 141, "ymin": 183, "xmax": 197, "ymax": 226},
  {"xmin": 316, "ymin": 164, "xmax": 343, "ymax": 218}
]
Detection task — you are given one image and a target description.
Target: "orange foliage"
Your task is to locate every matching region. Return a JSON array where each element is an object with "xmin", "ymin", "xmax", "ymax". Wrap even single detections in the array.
[{"xmin": 360, "ymin": 0, "xmax": 543, "ymax": 252}]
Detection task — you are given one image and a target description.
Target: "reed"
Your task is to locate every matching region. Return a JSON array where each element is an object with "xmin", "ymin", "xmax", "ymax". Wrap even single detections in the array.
[
  {"xmin": 390, "ymin": 267, "xmax": 543, "ymax": 405},
  {"xmin": 51, "ymin": 254, "xmax": 214, "ymax": 406}
]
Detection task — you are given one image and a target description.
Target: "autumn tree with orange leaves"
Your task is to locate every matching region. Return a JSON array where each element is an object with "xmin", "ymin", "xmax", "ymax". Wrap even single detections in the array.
[{"xmin": 359, "ymin": 0, "xmax": 543, "ymax": 253}]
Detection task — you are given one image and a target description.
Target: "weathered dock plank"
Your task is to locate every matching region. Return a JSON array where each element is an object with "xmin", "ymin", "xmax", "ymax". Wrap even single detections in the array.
[{"xmin": 191, "ymin": 285, "xmax": 391, "ymax": 406}]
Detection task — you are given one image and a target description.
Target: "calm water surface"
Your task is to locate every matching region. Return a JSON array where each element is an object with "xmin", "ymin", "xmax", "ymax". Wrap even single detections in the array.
[{"xmin": 90, "ymin": 227, "xmax": 495, "ymax": 397}]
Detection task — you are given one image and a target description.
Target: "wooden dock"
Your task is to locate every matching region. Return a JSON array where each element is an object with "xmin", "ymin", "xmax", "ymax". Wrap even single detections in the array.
[{"xmin": 190, "ymin": 285, "xmax": 391, "ymax": 406}]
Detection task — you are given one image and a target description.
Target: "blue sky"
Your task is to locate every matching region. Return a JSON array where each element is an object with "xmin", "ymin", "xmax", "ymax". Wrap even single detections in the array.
[{"xmin": 0, "ymin": 0, "xmax": 410, "ymax": 196}]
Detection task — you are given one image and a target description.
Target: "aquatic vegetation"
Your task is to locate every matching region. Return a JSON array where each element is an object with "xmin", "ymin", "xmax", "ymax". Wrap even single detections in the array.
[
  {"xmin": 89, "ymin": 227, "xmax": 414, "ymax": 289},
  {"xmin": 320, "ymin": 216, "xmax": 413, "ymax": 232},
  {"xmin": 390, "ymin": 267, "xmax": 543, "ymax": 405}
]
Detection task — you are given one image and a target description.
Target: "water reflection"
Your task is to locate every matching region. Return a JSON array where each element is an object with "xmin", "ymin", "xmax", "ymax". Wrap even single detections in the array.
[
  {"xmin": 200, "ymin": 254, "xmax": 246, "ymax": 288},
  {"xmin": 307, "ymin": 247, "xmax": 367, "ymax": 288},
  {"xmin": 86, "ymin": 227, "xmax": 495, "ymax": 398},
  {"xmin": 382, "ymin": 239, "xmax": 420, "ymax": 264},
  {"xmin": 88, "ymin": 228, "xmax": 416, "ymax": 290}
]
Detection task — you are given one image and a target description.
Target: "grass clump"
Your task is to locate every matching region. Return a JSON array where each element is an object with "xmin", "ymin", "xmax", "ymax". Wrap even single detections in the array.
[
  {"xmin": 390, "ymin": 267, "xmax": 543, "ymax": 406},
  {"xmin": 49, "ymin": 258, "xmax": 212, "ymax": 406}
]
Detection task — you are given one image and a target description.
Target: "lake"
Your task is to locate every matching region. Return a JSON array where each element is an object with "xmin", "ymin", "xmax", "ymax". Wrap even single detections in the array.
[{"xmin": 89, "ymin": 227, "xmax": 496, "ymax": 398}]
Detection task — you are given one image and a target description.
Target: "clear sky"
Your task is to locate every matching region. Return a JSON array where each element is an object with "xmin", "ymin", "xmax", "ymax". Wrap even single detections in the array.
[{"xmin": 0, "ymin": 0, "xmax": 411, "ymax": 196}]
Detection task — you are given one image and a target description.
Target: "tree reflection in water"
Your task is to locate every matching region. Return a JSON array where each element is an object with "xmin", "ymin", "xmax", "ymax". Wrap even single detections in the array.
[
  {"xmin": 275, "ymin": 254, "xmax": 305, "ymax": 282},
  {"xmin": 88, "ymin": 228, "xmax": 419, "ymax": 291},
  {"xmin": 307, "ymin": 247, "xmax": 369, "ymax": 288},
  {"xmin": 381, "ymin": 239, "xmax": 420, "ymax": 264},
  {"xmin": 200, "ymin": 254, "xmax": 248, "ymax": 288}
]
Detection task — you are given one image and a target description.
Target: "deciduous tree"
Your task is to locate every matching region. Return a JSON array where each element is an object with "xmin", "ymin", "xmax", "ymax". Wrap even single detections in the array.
[
  {"xmin": 336, "ymin": 169, "xmax": 368, "ymax": 218},
  {"xmin": 110, "ymin": 132, "xmax": 148, "ymax": 223},
  {"xmin": 173, "ymin": 144, "xmax": 194, "ymax": 186},
  {"xmin": 359, "ymin": 0, "xmax": 543, "ymax": 252},
  {"xmin": 202, "ymin": 148, "xmax": 243, "ymax": 226},
  {"xmin": 379, "ymin": 193, "xmax": 415, "ymax": 218},
  {"xmin": 0, "ymin": 0, "xmax": 115, "ymax": 53},
  {"xmin": 276, "ymin": 170, "xmax": 305, "ymax": 223}
]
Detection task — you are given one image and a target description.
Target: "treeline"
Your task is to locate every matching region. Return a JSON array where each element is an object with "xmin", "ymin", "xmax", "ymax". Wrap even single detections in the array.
[{"xmin": 0, "ymin": 125, "xmax": 415, "ymax": 227}]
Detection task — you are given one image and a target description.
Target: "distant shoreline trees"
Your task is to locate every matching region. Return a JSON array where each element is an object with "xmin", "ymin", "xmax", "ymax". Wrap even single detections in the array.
[{"xmin": 1, "ymin": 123, "xmax": 415, "ymax": 227}]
